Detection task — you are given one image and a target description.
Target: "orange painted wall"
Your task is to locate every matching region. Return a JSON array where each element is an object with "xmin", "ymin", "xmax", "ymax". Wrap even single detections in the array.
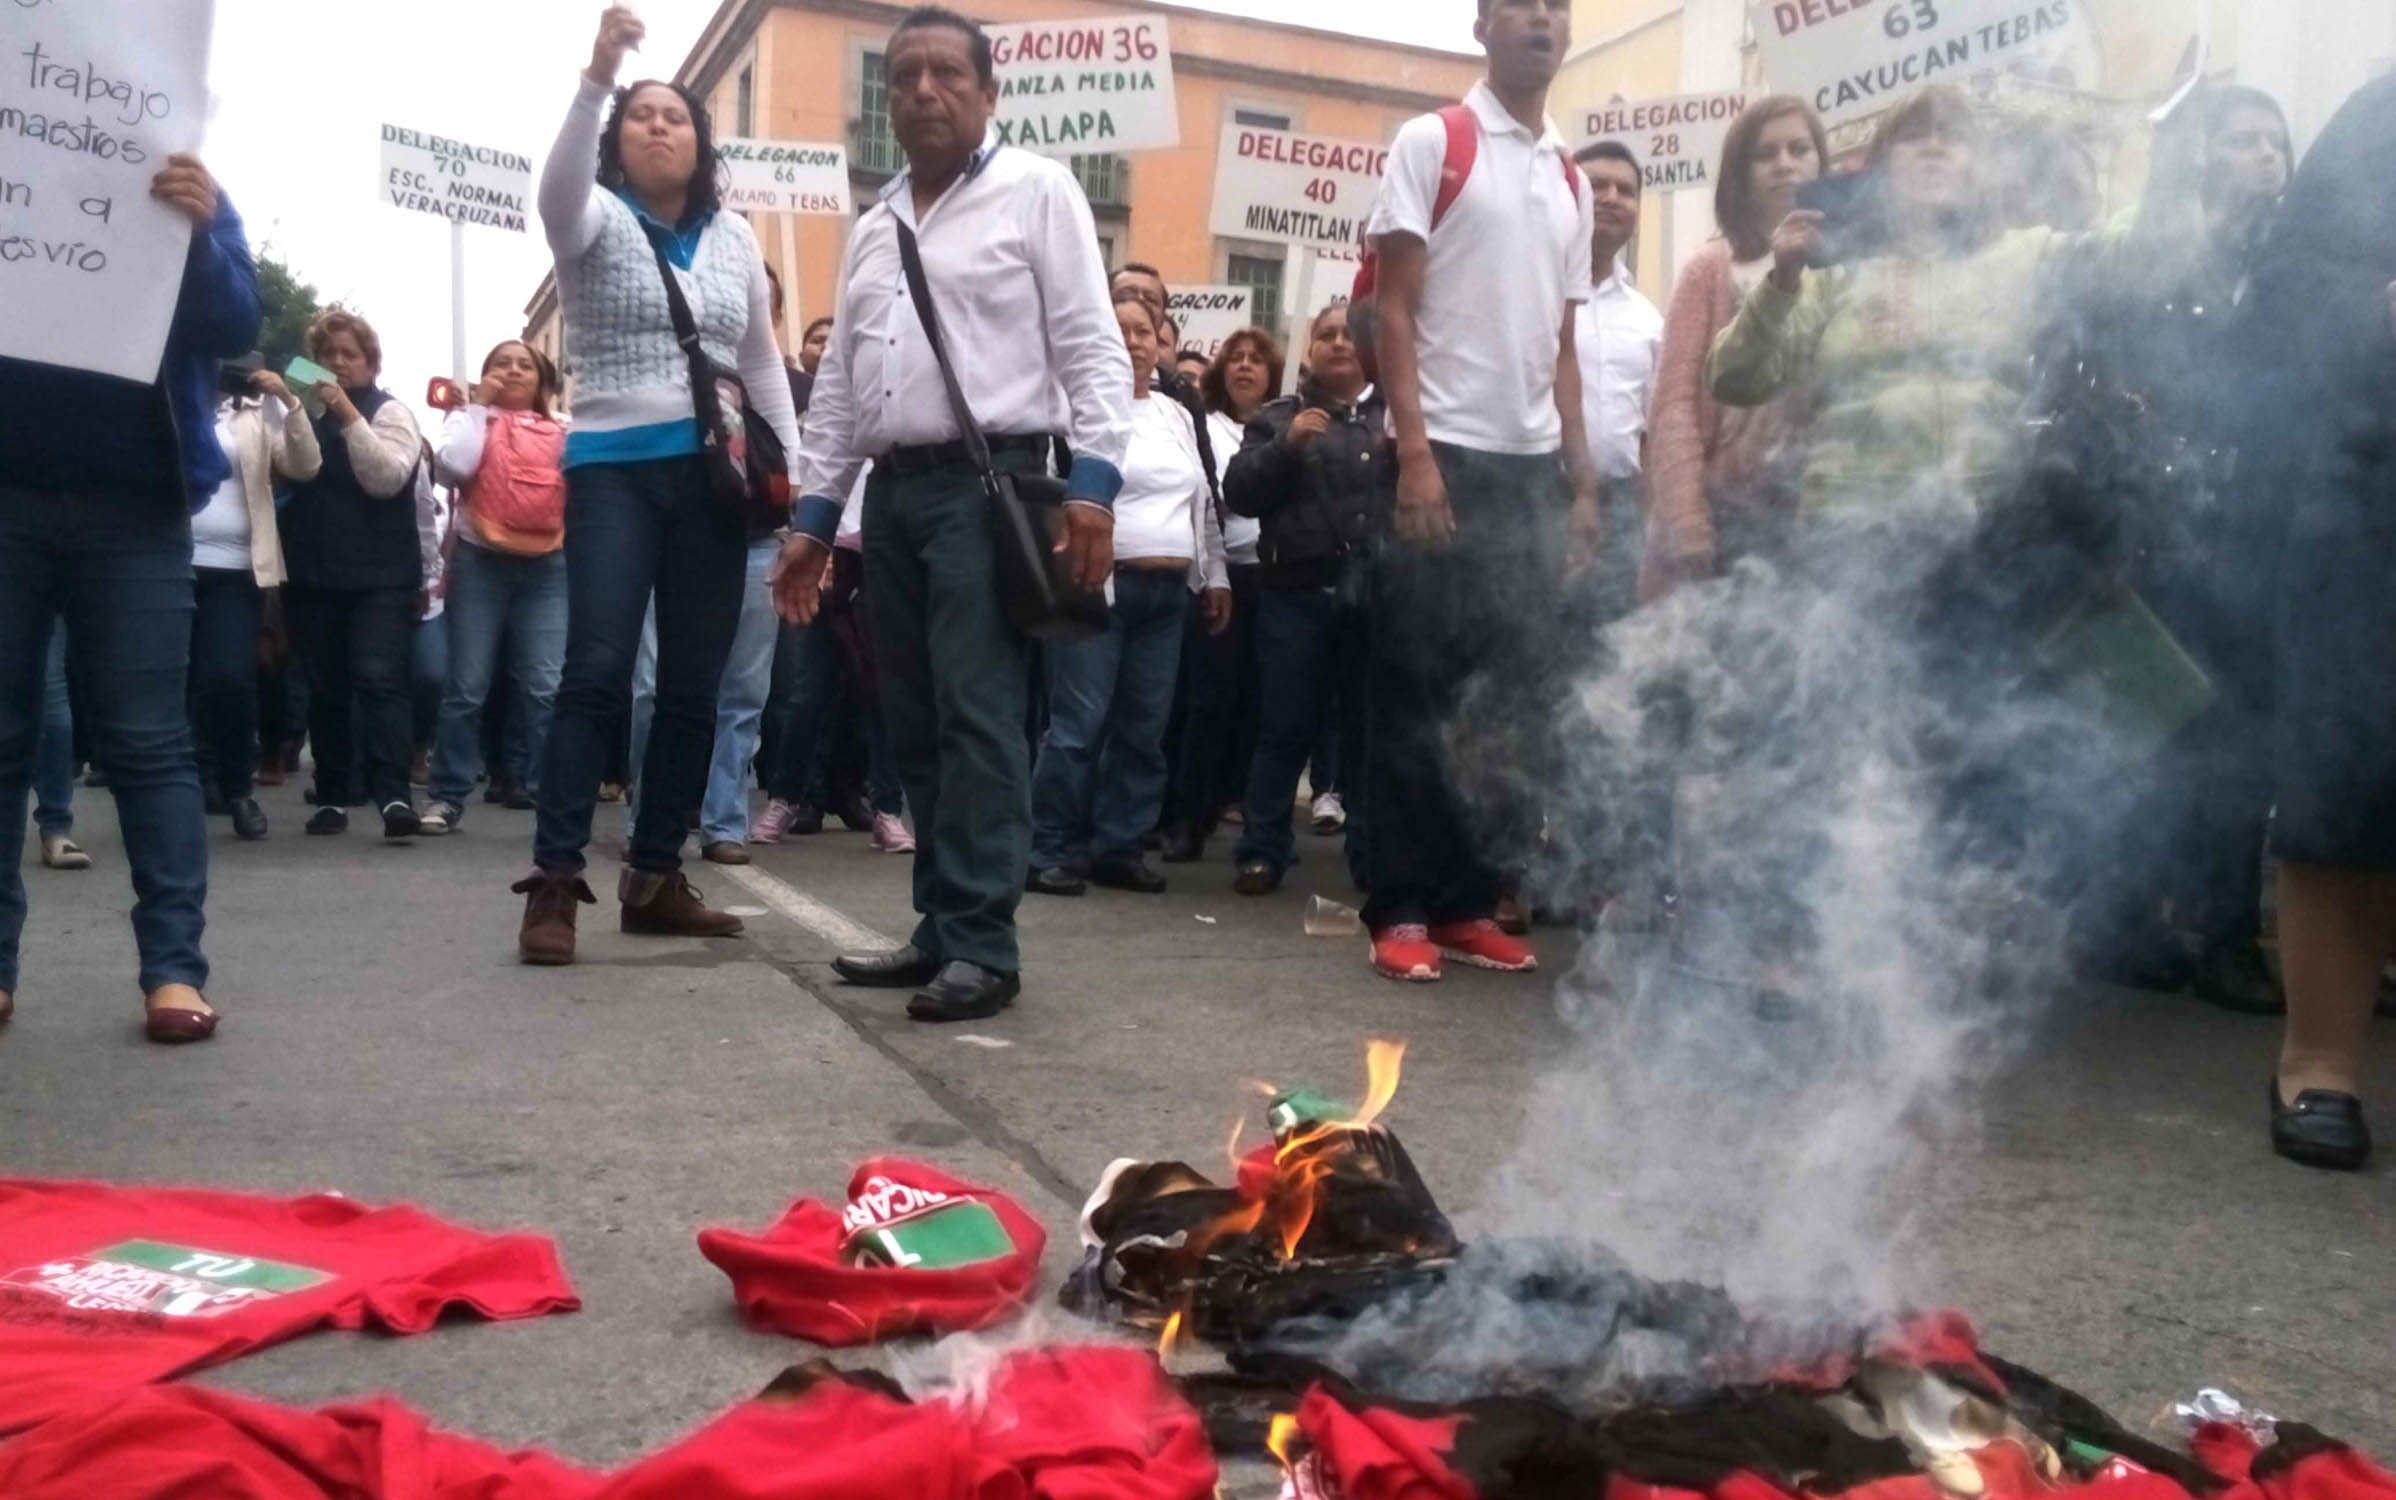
[{"xmin": 730, "ymin": 0, "xmax": 1481, "ymax": 335}]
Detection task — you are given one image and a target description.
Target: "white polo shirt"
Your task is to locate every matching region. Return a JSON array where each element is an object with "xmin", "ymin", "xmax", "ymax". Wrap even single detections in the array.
[{"xmin": 1366, "ymin": 81, "xmax": 1594, "ymax": 455}]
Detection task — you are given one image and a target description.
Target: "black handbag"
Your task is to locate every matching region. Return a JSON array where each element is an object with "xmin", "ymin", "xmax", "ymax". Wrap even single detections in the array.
[
  {"xmin": 892, "ymin": 218, "xmax": 1109, "ymax": 642},
  {"xmin": 648, "ymin": 242, "xmax": 791, "ymax": 529}
]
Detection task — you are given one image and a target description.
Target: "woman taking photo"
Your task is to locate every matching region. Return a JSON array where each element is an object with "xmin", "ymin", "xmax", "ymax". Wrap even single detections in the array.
[
  {"xmin": 1028, "ymin": 290, "xmax": 1227, "ymax": 897},
  {"xmin": 515, "ymin": 7, "xmax": 800, "ymax": 963},
  {"xmin": 1160, "ymin": 327, "xmax": 1277, "ymax": 865},
  {"xmin": 1225, "ymin": 304, "xmax": 1383, "ymax": 895},
  {"xmin": 1643, "ymin": 95, "xmax": 1826, "ymax": 599},
  {"xmin": 421, "ymin": 339, "xmax": 569, "ymax": 837},
  {"xmin": 281, "ymin": 307, "xmax": 425, "ymax": 841}
]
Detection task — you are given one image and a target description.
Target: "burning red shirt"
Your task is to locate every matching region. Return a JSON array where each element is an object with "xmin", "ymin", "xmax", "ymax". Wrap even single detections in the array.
[{"xmin": 0, "ymin": 1179, "xmax": 579, "ymax": 1434}]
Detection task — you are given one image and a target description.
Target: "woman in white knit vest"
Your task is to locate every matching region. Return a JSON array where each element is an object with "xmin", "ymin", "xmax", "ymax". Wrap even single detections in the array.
[{"xmin": 513, "ymin": 5, "xmax": 803, "ymax": 965}]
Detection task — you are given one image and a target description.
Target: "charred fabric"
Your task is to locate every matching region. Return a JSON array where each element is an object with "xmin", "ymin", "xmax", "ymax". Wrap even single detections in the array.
[{"xmin": 1057, "ymin": 1075, "xmax": 2369, "ymax": 1500}]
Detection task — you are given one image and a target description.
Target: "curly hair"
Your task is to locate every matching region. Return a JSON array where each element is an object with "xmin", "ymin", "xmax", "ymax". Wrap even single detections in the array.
[
  {"xmin": 596, "ymin": 80, "xmax": 723, "ymax": 222},
  {"xmin": 306, "ymin": 306, "xmax": 382, "ymax": 376},
  {"xmin": 1200, "ymin": 327, "xmax": 1285, "ymax": 417}
]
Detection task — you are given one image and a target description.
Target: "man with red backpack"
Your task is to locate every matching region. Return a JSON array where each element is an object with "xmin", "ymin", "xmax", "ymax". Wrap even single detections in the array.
[{"xmin": 1353, "ymin": 0, "xmax": 1602, "ymax": 983}]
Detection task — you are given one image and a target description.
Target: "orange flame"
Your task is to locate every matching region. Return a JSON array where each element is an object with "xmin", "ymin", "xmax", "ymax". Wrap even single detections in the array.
[
  {"xmin": 1267, "ymin": 1412, "xmax": 1303, "ymax": 1471},
  {"xmin": 1261, "ymin": 1039, "xmax": 1407, "ymax": 1262},
  {"xmin": 1157, "ymin": 1308, "xmax": 1184, "ymax": 1357}
]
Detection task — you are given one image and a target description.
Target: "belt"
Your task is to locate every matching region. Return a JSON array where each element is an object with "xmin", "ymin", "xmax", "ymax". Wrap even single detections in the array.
[{"xmin": 881, "ymin": 433, "xmax": 1053, "ymax": 475}]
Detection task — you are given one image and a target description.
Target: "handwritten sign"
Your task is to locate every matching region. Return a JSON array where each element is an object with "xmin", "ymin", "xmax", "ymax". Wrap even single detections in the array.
[
  {"xmin": 1578, "ymin": 91, "xmax": 1749, "ymax": 193},
  {"xmin": 1750, "ymin": 0, "xmax": 2089, "ymax": 131},
  {"xmin": 718, "ymin": 138, "xmax": 851, "ymax": 216},
  {"xmin": 1208, "ymin": 123, "xmax": 1386, "ymax": 252},
  {"xmin": 379, "ymin": 123, "xmax": 531, "ymax": 232},
  {"xmin": 1166, "ymin": 285, "xmax": 1251, "ymax": 361},
  {"xmin": 0, "ymin": 0, "xmax": 214, "ymax": 382},
  {"xmin": 988, "ymin": 15, "xmax": 1178, "ymax": 156}
]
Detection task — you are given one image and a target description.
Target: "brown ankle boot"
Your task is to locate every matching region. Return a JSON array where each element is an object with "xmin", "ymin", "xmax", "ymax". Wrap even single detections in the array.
[
  {"xmin": 514, "ymin": 870, "xmax": 596, "ymax": 965},
  {"xmin": 619, "ymin": 868, "xmax": 746, "ymax": 938}
]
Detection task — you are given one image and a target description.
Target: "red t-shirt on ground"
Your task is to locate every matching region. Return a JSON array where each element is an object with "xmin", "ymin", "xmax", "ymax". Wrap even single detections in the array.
[{"xmin": 0, "ymin": 1178, "xmax": 580, "ymax": 1433}]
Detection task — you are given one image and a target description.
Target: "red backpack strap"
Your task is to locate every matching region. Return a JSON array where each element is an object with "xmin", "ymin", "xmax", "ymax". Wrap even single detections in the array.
[
  {"xmin": 1428, "ymin": 103, "xmax": 1479, "ymax": 230},
  {"xmin": 1560, "ymin": 152, "xmax": 1583, "ymax": 199}
]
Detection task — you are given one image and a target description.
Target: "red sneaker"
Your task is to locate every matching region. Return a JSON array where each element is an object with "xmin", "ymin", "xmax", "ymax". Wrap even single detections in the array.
[
  {"xmin": 1370, "ymin": 924, "xmax": 1442, "ymax": 983},
  {"xmin": 1429, "ymin": 919, "xmax": 1538, "ymax": 972}
]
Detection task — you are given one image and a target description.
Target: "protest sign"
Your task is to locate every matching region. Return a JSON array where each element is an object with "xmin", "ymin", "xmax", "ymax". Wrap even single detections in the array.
[
  {"xmin": 379, "ymin": 124, "xmax": 532, "ymax": 232},
  {"xmin": 988, "ymin": 15, "xmax": 1178, "ymax": 156},
  {"xmin": 1166, "ymin": 285, "xmax": 1251, "ymax": 360},
  {"xmin": 0, "ymin": 0, "xmax": 214, "ymax": 382},
  {"xmin": 1209, "ymin": 123, "xmax": 1385, "ymax": 251},
  {"xmin": 1750, "ymin": 0, "xmax": 2090, "ymax": 131},
  {"xmin": 1297, "ymin": 245, "xmax": 1358, "ymax": 321},
  {"xmin": 718, "ymin": 138, "xmax": 851, "ymax": 215},
  {"xmin": 1577, "ymin": 90, "xmax": 1749, "ymax": 193}
]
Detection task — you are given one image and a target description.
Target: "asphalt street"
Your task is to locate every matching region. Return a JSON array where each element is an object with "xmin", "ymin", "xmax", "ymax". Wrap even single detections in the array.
[{"xmin": 3, "ymin": 778, "xmax": 2391, "ymax": 1485}]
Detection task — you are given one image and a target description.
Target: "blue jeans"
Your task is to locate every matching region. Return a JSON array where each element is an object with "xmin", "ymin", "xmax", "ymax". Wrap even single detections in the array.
[
  {"xmin": 190, "ymin": 566, "xmax": 261, "ymax": 800},
  {"xmin": 0, "ymin": 483, "xmax": 208, "ymax": 995},
  {"xmin": 1031, "ymin": 569, "xmax": 1190, "ymax": 869},
  {"xmin": 430, "ymin": 541, "xmax": 566, "ymax": 809},
  {"xmin": 1238, "ymin": 583, "xmax": 1367, "ymax": 875},
  {"xmin": 765, "ymin": 547, "xmax": 903, "ymax": 815},
  {"xmin": 627, "ymin": 536, "xmax": 780, "ymax": 845},
  {"xmin": 33, "ymin": 627, "xmax": 74, "ymax": 837},
  {"xmin": 535, "ymin": 456, "xmax": 743, "ymax": 875}
]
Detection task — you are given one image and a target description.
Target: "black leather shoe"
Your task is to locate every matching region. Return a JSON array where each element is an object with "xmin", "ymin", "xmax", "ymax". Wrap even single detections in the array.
[
  {"xmin": 381, "ymin": 800, "xmax": 421, "ymax": 838},
  {"xmin": 1026, "ymin": 866, "xmax": 1087, "ymax": 897},
  {"xmin": 1233, "ymin": 860, "xmax": 1281, "ymax": 896},
  {"xmin": 832, "ymin": 944, "xmax": 943, "ymax": 988},
  {"xmin": 305, "ymin": 806, "xmax": 348, "ymax": 836},
  {"xmin": 1159, "ymin": 825, "xmax": 1207, "ymax": 864},
  {"xmin": 907, "ymin": 961, "xmax": 1019, "ymax": 1023},
  {"xmin": 2270, "ymin": 1079, "xmax": 2372, "ymax": 1171},
  {"xmin": 230, "ymin": 798, "xmax": 268, "ymax": 842},
  {"xmin": 1091, "ymin": 856, "xmax": 1167, "ymax": 894}
]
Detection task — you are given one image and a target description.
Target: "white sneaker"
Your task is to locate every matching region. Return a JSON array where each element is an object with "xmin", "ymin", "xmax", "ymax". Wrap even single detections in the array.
[
  {"xmin": 39, "ymin": 834, "xmax": 91, "ymax": 871},
  {"xmin": 1310, "ymin": 791, "xmax": 1346, "ymax": 834},
  {"xmin": 418, "ymin": 802, "xmax": 461, "ymax": 835}
]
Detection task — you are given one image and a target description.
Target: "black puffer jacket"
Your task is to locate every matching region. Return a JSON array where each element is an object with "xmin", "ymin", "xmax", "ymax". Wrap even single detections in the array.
[{"xmin": 1224, "ymin": 383, "xmax": 1387, "ymax": 589}]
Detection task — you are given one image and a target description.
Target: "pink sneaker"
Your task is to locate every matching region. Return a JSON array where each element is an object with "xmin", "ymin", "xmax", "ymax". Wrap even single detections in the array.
[
  {"xmin": 748, "ymin": 798, "xmax": 799, "ymax": 845},
  {"xmin": 871, "ymin": 812, "xmax": 916, "ymax": 853}
]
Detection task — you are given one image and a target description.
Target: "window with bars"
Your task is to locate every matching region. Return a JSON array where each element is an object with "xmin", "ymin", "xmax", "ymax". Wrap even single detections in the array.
[
  {"xmin": 1226, "ymin": 252, "xmax": 1285, "ymax": 331},
  {"xmin": 853, "ymin": 51, "xmax": 902, "ymax": 174},
  {"xmin": 1071, "ymin": 154, "xmax": 1127, "ymax": 207},
  {"xmin": 735, "ymin": 64, "xmax": 754, "ymax": 138}
]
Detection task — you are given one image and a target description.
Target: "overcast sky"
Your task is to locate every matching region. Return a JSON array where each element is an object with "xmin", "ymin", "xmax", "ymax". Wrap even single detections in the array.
[{"xmin": 202, "ymin": 0, "xmax": 1476, "ymax": 417}]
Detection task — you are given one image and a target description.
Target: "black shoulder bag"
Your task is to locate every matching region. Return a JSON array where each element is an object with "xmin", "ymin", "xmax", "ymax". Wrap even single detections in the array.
[
  {"xmin": 648, "ymin": 243, "xmax": 791, "ymax": 530},
  {"xmin": 892, "ymin": 217, "xmax": 1109, "ymax": 642}
]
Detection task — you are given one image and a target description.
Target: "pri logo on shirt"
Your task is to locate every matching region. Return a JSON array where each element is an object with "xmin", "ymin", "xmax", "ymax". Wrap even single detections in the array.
[{"xmin": 1, "ymin": 1239, "xmax": 334, "ymax": 1319}]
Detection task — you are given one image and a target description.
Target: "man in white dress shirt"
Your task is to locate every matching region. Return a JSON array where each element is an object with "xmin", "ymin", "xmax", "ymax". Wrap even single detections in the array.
[
  {"xmin": 1572, "ymin": 139, "xmax": 1664, "ymax": 618},
  {"xmin": 770, "ymin": 4, "xmax": 1132, "ymax": 1023}
]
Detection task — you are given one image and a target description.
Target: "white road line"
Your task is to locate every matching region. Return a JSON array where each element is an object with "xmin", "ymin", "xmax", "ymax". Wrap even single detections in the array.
[{"xmin": 721, "ymin": 863, "xmax": 897, "ymax": 953}]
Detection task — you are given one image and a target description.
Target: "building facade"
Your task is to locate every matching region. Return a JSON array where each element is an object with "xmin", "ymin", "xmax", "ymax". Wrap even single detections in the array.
[
  {"xmin": 1549, "ymin": 0, "xmax": 2396, "ymax": 295},
  {"xmin": 525, "ymin": 0, "xmax": 1481, "ymax": 363}
]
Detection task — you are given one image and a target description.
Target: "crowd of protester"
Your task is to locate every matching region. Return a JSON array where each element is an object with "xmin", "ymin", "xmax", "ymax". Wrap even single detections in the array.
[{"xmin": 3, "ymin": 0, "xmax": 2392, "ymax": 1173}]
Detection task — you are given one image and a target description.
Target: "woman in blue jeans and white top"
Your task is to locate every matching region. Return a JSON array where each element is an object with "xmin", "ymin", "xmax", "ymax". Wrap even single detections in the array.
[
  {"xmin": 514, "ymin": 5, "xmax": 800, "ymax": 964},
  {"xmin": 1028, "ymin": 290, "xmax": 1229, "ymax": 897},
  {"xmin": 420, "ymin": 340, "xmax": 569, "ymax": 836}
]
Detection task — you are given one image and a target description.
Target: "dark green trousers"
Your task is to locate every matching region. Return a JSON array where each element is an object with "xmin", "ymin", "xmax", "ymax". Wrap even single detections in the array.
[{"xmin": 863, "ymin": 455, "xmax": 1036, "ymax": 974}]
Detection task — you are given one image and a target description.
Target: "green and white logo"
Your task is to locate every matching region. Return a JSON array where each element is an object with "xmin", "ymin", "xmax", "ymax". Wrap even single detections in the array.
[{"xmin": 1, "ymin": 1239, "xmax": 334, "ymax": 1319}]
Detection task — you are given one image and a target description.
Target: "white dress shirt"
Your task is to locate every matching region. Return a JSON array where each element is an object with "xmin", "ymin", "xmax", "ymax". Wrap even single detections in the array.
[
  {"xmin": 1365, "ymin": 80, "xmax": 1594, "ymax": 455},
  {"xmin": 1577, "ymin": 259, "xmax": 1664, "ymax": 483},
  {"xmin": 793, "ymin": 128, "xmax": 1134, "ymax": 544}
]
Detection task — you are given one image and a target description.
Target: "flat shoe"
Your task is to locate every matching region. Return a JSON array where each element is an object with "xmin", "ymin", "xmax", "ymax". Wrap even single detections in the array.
[
  {"xmin": 143, "ymin": 984, "xmax": 219, "ymax": 1045},
  {"xmin": 1026, "ymin": 866, "xmax": 1087, "ymax": 897},
  {"xmin": 2269, "ymin": 1079, "xmax": 2371, "ymax": 1171}
]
